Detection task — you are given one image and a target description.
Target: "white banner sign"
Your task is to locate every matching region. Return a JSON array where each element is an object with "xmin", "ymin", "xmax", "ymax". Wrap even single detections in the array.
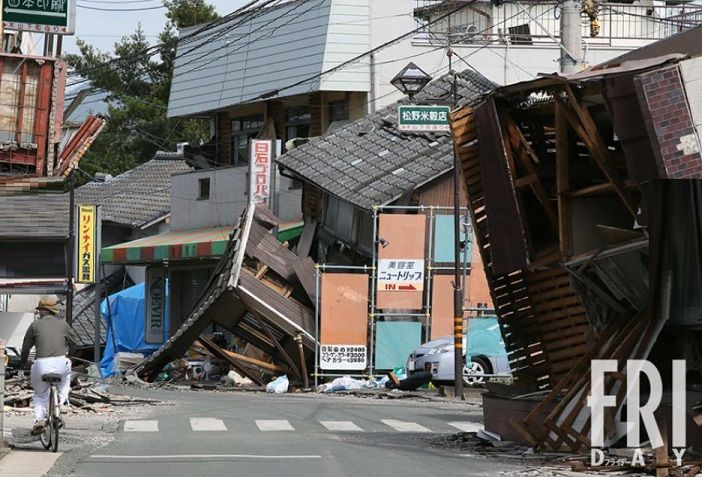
[
  {"xmin": 377, "ymin": 258, "xmax": 424, "ymax": 291},
  {"xmin": 249, "ymin": 139, "xmax": 272, "ymax": 204},
  {"xmin": 320, "ymin": 344, "xmax": 367, "ymax": 370}
]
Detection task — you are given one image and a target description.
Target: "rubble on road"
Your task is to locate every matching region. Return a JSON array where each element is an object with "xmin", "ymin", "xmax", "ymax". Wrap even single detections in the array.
[{"xmin": 3, "ymin": 376, "xmax": 162, "ymax": 414}]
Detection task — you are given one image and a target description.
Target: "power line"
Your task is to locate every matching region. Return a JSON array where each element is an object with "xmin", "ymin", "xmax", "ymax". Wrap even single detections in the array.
[{"xmin": 77, "ymin": 3, "xmax": 165, "ymax": 11}]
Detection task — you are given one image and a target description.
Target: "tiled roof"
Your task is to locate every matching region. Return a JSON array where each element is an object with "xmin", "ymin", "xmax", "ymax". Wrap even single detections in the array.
[
  {"xmin": 76, "ymin": 152, "xmax": 191, "ymax": 227},
  {"xmin": 0, "ymin": 152, "xmax": 190, "ymax": 238},
  {"xmin": 277, "ymin": 69, "xmax": 496, "ymax": 210}
]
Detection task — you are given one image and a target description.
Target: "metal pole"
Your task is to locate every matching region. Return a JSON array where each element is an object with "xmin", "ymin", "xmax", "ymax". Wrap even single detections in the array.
[
  {"xmin": 0, "ymin": 339, "xmax": 5, "ymax": 448},
  {"xmin": 314, "ymin": 264, "xmax": 320, "ymax": 388},
  {"xmin": 369, "ymin": 207, "xmax": 379, "ymax": 377},
  {"xmin": 424, "ymin": 207, "xmax": 434, "ymax": 342},
  {"xmin": 295, "ymin": 333, "xmax": 309, "ymax": 389},
  {"xmin": 449, "ymin": 44, "xmax": 465, "ymax": 400},
  {"xmin": 66, "ymin": 172, "xmax": 75, "ymax": 325},
  {"xmin": 94, "ymin": 282, "xmax": 102, "ymax": 366},
  {"xmin": 560, "ymin": 0, "xmax": 583, "ymax": 74}
]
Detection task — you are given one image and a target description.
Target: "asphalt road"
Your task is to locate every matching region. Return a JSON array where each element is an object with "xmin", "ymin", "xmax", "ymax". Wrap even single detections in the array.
[{"xmin": 55, "ymin": 388, "xmax": 521, "ymax": 477}]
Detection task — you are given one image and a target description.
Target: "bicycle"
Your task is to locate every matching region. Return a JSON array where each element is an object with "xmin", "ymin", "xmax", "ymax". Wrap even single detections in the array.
[{"xmin": 38, "ymin": 373, "xmax": 63, "ymax": 453}]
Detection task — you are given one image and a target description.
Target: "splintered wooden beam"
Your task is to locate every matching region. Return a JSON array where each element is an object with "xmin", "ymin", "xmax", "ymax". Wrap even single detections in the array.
[
  {"xmin": 559, "ymin": 87, "xmax": 637, "ymax": 219},
  {"xmin": 252, "ymin": 313, "xmax": 302, "ymax": 381},
  {"xmin": 501, "ymin": 113, "xmax": 558, "ymax": 229},
  {"xmin": 555, "ymin": 100, "xmax": 572, "ymax": 257}
]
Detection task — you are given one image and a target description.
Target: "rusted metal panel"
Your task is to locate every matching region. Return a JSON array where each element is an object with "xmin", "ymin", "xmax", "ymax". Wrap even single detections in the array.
[
  {"xmin": 475, "ymin": 98, "xmax": 528, "ymax": 275},
  {"xmin": 0, "ymin": 53, "xmax": 66, "ymax": 177}
]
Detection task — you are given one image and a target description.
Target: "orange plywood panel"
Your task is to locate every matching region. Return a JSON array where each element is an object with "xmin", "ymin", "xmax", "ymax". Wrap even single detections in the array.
[
  {"xmin": 376, "ymin": 214, "xmax": 426, "ymax": 310},
  {"xmin": 431, "ymin": 275, "xmax": 454, "ymax": 340},
  {"xmin": 466, "ymin": 232, "xmax": 493, "ymax": 308},
  {"xmin": 320, "ymin": 273, "xmax": 369, "ymax": 345}
]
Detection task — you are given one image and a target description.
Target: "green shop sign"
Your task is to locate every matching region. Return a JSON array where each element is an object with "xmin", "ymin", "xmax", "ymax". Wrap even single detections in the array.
[
  {"xmin": 397, "ymin": 105, "xmax": 450, "ymax": 132},
  {"xmin": 2, "ymin": 0, "xmax": 76, "ymax": 34}
]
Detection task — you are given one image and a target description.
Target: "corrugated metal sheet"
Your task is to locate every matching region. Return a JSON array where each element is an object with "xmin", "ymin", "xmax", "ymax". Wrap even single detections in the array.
[{"xmin": 169, "ymin": 0, "xmax": 373, "ymax": 118}]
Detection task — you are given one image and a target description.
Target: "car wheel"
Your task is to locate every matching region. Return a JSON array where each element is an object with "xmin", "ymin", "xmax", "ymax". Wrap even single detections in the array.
[{"xmin": 462, "ymin": 357, "xmax": 492, "ymax": 386}]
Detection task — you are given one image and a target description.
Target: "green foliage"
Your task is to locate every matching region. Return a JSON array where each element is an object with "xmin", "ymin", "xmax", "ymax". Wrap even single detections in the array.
[{"xmin": 64, "ymin": 0, "xmax": 219, "ymax": 183}]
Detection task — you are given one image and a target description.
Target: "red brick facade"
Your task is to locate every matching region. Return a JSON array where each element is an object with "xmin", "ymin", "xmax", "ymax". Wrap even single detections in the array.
[{"xmin": 636, "ymin": 65, "xmax": 702, "ymax": 178}]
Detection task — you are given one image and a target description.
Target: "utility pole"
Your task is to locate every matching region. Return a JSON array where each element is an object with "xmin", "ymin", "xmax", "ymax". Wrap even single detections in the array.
[
  {"xmin": 560, "ymin": 0, "xmax": 583, "ymax": 74},
  {"xmin": 66, "ymin": 171, "xmax": 75, "ymax": 325},
  {"xmin": 447, "ymin": 16, "xmax": 464, "ymax": 400}
]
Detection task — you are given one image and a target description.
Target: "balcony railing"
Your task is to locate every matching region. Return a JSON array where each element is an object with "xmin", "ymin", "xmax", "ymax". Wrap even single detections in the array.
[{"xmin": 414, "ymin": 1, "xmax": 702, "ymax": 46}]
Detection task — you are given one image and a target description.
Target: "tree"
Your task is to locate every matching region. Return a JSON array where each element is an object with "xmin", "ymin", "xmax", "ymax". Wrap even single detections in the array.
[{"xmin": 64, "ymin": 0, "xmax": 219, "ymax": 183}]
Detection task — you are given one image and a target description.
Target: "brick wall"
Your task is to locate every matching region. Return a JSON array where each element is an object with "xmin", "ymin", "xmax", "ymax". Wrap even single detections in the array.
[{"xmin": 636, "ymin": 65, "xmax": 702, "ymax": 178}]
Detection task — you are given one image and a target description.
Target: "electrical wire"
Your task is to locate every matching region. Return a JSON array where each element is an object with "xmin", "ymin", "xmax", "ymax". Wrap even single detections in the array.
[{"xmin": 77, "ymin": 3, "xmax": 166, "ymax": 11}]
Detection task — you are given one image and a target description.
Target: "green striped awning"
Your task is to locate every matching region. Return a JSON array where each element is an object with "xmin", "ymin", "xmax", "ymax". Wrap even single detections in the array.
[{"xmin": 101, "ymin": 226, "xmax": 235, "ymax": 264}]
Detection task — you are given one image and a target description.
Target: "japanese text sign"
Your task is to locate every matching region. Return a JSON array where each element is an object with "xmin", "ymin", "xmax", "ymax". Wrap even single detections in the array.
[
  {"xmin": 397, "ymin": 105, "xmax": 450, "ymax": 132},
  {"xmin": 2, "ymin": 0, "xmax": 76, "ymax": 35},
  {"xmin": 75, "ymin": 204, "xmax": 98, "ymax": 284},
  {"xmin": 145, "ymin": 267, "xmax": 166, "ymax": 344},
  {"xmin": 378, "ymin": 259, "xmax": 424, "ymax": 291},
  {"xmin": 249, "ymin": 139, "xmax": 272, "ymax": 204},
  {"xmin": 320, "ymin": 345, "xmax": 367, "ymax": 370}
]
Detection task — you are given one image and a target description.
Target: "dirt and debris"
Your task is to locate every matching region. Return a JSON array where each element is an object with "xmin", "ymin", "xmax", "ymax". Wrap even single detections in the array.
[{"xmin": 3, "ymin": 375, "xmax": 163, "ymax": 414}]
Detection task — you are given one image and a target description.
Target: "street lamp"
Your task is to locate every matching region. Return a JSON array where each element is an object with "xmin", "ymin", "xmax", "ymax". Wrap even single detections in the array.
[{"xmin": 390, "ymin": 62, "xmax": 432, "ymax": 100}]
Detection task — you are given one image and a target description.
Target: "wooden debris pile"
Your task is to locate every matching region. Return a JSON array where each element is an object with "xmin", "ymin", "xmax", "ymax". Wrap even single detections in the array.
[{"xmin": 3, "ymin": 377, "xmax": 162, "ymax": 412}]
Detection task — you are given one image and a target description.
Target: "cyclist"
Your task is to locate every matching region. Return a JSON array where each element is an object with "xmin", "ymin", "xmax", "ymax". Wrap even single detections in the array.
[{"xmin": 19, "ymin": 297, "xmax": 77, "ymax": 436}]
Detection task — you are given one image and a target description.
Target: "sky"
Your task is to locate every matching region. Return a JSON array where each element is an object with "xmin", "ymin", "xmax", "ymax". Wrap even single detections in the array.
[{"xmin": 59, "ymin": 0, "xmax": 247, "ymax": 55}]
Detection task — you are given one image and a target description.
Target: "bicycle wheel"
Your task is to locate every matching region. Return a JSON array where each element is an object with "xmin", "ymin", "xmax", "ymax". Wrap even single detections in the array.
[
  {"xmin": 39, "ymin": 420, "xmax": 51, "ymax": 449},
  {"xmin": 40, "ymin": 388, "xmax": 54, "ymax": 450},
  {"xmin": 51, "ymin": 417, "xmax": 59, "ymax": 452},
  {"xmin": 50, "ymin": 387, "xmax": 59, "ymax": 453}
]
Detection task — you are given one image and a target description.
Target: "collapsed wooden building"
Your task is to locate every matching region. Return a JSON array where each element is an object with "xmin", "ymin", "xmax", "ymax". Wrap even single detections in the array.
[
  {"xmin": 136, "ymin": 204, "xmax": 316, "ymax": 387},
  {"xmin": 449, "ymin": 27, "xmax": 702, "ymax": 452}
]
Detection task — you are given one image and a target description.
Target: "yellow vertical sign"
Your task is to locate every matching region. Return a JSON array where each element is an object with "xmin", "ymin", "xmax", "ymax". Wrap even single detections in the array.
[{"xmin": 76, "ymin": 205, "xmax": 97, "ymax": 284}]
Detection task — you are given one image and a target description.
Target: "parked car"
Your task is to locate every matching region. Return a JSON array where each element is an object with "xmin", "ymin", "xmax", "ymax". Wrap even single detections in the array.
[{"xmin": 406, "ymin": 316, "xmax": 510, "ymax": 386}]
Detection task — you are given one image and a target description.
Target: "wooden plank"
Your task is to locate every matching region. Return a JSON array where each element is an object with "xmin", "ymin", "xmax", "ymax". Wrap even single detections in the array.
[{"xmin": 555, "ymin": 99, "xmax": 571, "ymax": 257}]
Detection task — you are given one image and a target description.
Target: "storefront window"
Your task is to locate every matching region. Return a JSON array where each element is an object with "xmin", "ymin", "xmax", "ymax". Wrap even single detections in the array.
[
  {"xmin": 231, "ymin": 115, "xmax": 264, "ymax": 166},
  {"xmin": 285, "ymin": 106, "xmax": 311, "ymax": 141}
]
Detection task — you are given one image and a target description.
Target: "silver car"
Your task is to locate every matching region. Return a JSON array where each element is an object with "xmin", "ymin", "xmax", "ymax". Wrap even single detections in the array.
[{"xmin": 406, "ymin": 317, "xmax": 511, "ymax": 385}]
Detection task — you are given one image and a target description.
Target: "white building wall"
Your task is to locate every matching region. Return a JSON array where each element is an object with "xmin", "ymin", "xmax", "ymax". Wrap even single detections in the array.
[{"xmin": 366, "ymin": 0, "xmax": 686, "ymax": 110}]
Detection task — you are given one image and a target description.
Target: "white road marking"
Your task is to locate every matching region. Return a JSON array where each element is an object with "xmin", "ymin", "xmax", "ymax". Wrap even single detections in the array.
[
  {"xmin": 255, "ymin": 419, "xmax": 295, "ymax": 431},
  {"xmin": 381, "ymin": 419, "xmax": 432, "ymax": 433},
  {"xmin": 448, "ymin": 421, "xmax": 484, "ymax": 433},
  {"xmin": 123, "ymin": 420, "xmax": 159, "ymax": 432},
  {"xmin": 319, "ymin": 420, "xmax": 364, "ymax": 432},
  {"xmin": 90, "ymin": 454, "xmax": 321, "ymax": 460},
  {"xmin": 190, "ymin": 417, "xmax": 227, "ymax": 431}
]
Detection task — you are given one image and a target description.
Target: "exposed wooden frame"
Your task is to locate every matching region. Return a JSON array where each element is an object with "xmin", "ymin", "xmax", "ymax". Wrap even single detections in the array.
[
  {"xmin": 557, "ymin": 86, "xmax": 637, "ymax": 218},
  {"xmin": 555, "ymin": 99, "xmax": 572, "ymax": 257},
  {"xmin": 252, "ymin": 313, "xmax": 302, "ymax": 381}
]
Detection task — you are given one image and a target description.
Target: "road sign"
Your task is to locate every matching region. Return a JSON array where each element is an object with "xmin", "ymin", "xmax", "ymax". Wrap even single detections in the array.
[
  {"xmin": 2, "ymin": 0, "xmax": 76, "ymax": 35},
  {"xmin": 397, "ymin": 105, "xmax": 450, "ymax": 132}
]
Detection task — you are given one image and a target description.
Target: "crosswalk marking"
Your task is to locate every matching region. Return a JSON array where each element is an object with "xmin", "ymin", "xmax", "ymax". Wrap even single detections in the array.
[
  {"xmin": 448, "ymin": 421, "xmax": 483, "ymax": 433},
  {"xmin": 319, "ymin": 420, "xmax": 364, "ymax": 432},
  {"xmin": 124, "ymin": 420, "xmax": 159, "ymax": 432},
  {"xmin": 381, "ymin": 419, "xmax": 432, "ymax": 433},
  {"xmin": 256, "ymin": 419, "xmax": 295, "ymax": 431},
  {"xmin": 190, "ymin": 418, "xmax": 227, "ymax": 431}
]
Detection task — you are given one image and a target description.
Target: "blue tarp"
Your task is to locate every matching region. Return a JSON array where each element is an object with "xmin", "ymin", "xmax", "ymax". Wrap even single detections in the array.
[{"xmin": 99, "ymin": 282, "xmax": 167, "ymax": 377}]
